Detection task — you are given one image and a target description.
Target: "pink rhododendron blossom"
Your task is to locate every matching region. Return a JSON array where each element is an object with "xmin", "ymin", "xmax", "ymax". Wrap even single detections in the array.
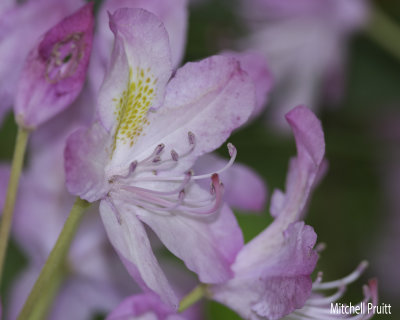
[
  {"xmin": 14, "ymin": 3, "xmax": 94, "ymax": 129},
  {"xmin": 240, "ymin": 0, "xmax": 369, "ymax": 130},
  {"xmin": 210, "ymin": 106, "xmax": 378, "ymax": 319},
  {"xmin": 107, "ymin": 292, "xmax": 186, "ymax": 320},
  {"xmin": 210, "ymin": 106, "xmax": 325, "ymax": 319},
  {"xmin": 0, "ymin": 0, "xmax": 84, "ymax": 124},
  {"xmin": 90, "ymin": 0, "xmax": 188, "ymax": 94},
  {"xmin": 65, "ymin": 8, "xmax": 255, "ymax": 307}
]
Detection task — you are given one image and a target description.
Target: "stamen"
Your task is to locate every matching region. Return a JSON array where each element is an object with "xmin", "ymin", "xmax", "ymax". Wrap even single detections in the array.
[
  {"xmin": 227, "ymin": 142, "xmax": 235, "ymax": 157},
  {"xmin": 155, "ymin": 143, "xmax": 165, "ymax": 155},
  {"xmin": 152, "ymin": 156, "xmax": 161, "ymax": 163},
  {"xmin": 314, "ymin": 271, "xmax": 323, "ymax": 285},
  {"xmin": 191, "ymin": 144, "xmax": 236, "ymax": 180},
  {"xmin": 109, "ymin": 161, "xmax": 137, "ymax": 182},
  {"xmin": 188, "ymin": 131, "xmax": 195, "ymax": 145},
  {"xmin": 136, "ymin": 143, "xmax": 237, "ymax": 182},
  {"xmin": 292, "ymin": 264, "xmax": 378, "ymax": 320},
  {"xmin": 306, "ymin": 286, "xmax": 346, "ymax": 306},
  {"xmin": 120, "ymin": 171, "xmax": 192, "ymax": 197},
  {"xmin": 180, "ymin": 174, "xmax": 223, "ymax": 215},
  {"xmin": 315, "ymin": 243, "xmax": 326, "ymax": 253},
  {"xmin": 139, "ymin": 144, "xmax": 166, "ymax": 165},
  {"xmin": 171, "ymin": 149, "xmax": 179, "ymax": 161},
  {"xmin": 313, "ymin": 261, "xmax": 368, "ymax": 290}
]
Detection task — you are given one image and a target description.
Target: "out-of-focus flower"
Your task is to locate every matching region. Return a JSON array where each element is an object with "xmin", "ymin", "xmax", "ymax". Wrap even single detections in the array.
[
  {"xmin": 90, "ymin": 0, "xmax": 188, "ymax": 94},
  {"xmin": 107, "ymin": 292, "xmax": 186, "ymax": 320},
  {"xmin": 65, "ymin": 8, "xmax": 255, "ymax": 307},
  {"xmin": 0, "ymin": 94, "xmax": 134, "ymax": 320},
  {"xmin": 210, "ymin": 106, "xmax": 378, "ymax": 319},
  {"xmin": 210, "ymin": 105, "xmax": 325, "ymax": 320},
  {"xmin": 240, "ymin": 0, "xmax": 369, "ymax": 130},
  {"xmin": 14, "ymin": 3, "xmax": 94, "ymax": 129},
  {"xmin": 0, "ymin": 0, "xmax": 84, "ymax": 124}
]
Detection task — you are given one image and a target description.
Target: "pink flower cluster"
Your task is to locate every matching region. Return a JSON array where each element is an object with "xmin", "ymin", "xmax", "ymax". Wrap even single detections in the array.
[{"xmin": 0, "ymin": 0, "xmax": 377, "ymax": 319}]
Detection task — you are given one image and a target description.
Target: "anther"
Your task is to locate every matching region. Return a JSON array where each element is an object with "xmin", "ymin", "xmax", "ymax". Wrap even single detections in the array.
[
  {"xmin": 188, "ymin": 131, "xmax": 196, "ymax": 145},
  {"xmin": 315, "ymin": 243, "xmax": 326, "ymax": 253},
  {"xmin": 155, "ymin": 144, "xmax": 165, "ymax": 155},
  {"xmin": 313, "ymin": 261, "xmax": 369, "ymax": 290},
  {"xmin": 171, "ymin": 150, "xmax": 179, "ymax": 161},
  {"xmin": 152, "ymin": 156, "xmax": 161, "ymax": 163},
  {"xmin": 227, "ymin": 143, "xmax": 236, "ymax": 157}
]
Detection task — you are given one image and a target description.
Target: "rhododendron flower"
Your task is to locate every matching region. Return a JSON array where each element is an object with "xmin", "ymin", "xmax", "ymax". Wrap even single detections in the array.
[
  {"xmin": 90, "ymin": 0, "xmax": 188, "ymax": 94},
  {"xmin": 210, "ymin": 106, "xmax": 325, "ymax": 319},
  {"xmin": 65, "ymin": 8, "xmax": 255, "ymax": 307},
  {"xmin": 107, "ymin": 293, "xmax": 185, "ymax": 320},
  {"xmin": 14, "ymin": 3, "xmax": 94, "ymax": 129},
  {"xmin": 0, "ymin": 0, "xmax": 84, "ymax": 124},
  {"xmin": 210, "ymin": 106, "xmax": 378, "ymax": 319},
  {"xmin": 240, "ymin": 0, "xmax": 369, "ymax": 130}
]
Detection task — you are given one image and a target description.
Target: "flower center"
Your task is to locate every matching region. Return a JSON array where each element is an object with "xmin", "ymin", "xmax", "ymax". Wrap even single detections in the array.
[
  {"xmin": 107, "ymin": 133, "xmax": 237, "ymax": 221},
  {"xmin": 45, "ymin": 33, "xmax": 84, "ymax": 83}
]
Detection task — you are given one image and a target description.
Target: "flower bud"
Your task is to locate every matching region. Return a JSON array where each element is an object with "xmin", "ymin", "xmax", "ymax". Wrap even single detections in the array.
[{"xmin": 14, "ymin": 3, "xmax": 94, "ymax": 129}]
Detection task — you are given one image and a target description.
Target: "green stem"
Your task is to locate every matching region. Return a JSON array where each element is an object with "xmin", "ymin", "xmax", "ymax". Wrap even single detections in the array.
[
  {"xmin": 17, "ymin": 197, "xmax": 91, "ymax": 320},
  {"xmin": 366, "ymin": 6, "xmax": 400, "ymax": 62},
  {"xmin": 28, "ymin": 268, "xmax": 65, "ymax": 320},
  {"xmin": 0, "ymin": 126, "xmax": 30, "ymax": 283},
  {"xmin": 178, "ymin": 284, "xmax": 208, "ymax": 312}
]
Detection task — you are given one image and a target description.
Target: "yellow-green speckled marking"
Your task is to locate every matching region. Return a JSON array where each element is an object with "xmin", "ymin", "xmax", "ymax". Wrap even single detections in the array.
[{"xmin": 112, "ymin": 67, "xmax": 157, "ymax": 153}]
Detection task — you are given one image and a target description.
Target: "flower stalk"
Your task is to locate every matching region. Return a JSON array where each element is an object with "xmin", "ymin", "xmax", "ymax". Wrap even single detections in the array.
[
  {"xmin": 178, "ymin": 284, "xmax": 208, "ymax": 313},
  {"xmin": 28, "ymin": 267, "xmax": 65, "ymax": 320},
  {"xmin": 17, "ymin": 197, "xmax": 91, "ymax": 320},
  {"xmin": 0, "ymin": 126, "xmax": 30, "ymax": 283}
]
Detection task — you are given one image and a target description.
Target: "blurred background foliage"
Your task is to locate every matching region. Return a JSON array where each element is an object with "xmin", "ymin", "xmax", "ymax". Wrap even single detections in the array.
[{"xmin": 0, "ymin": 0, "xmax": 399, "ymax": 318}]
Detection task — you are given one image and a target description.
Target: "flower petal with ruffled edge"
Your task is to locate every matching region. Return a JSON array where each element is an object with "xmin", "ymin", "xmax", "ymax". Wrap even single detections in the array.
[
  {"xmin": 212, "ymin": 222, "xmax": 318, "ymax": 320},
  {"xmin": 65, "ymin": 8, "xmax": 255, "ymax": 308},
  {"xmin": 91, "ymin": 0, "xmax": 188, "ymax": 93}
]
